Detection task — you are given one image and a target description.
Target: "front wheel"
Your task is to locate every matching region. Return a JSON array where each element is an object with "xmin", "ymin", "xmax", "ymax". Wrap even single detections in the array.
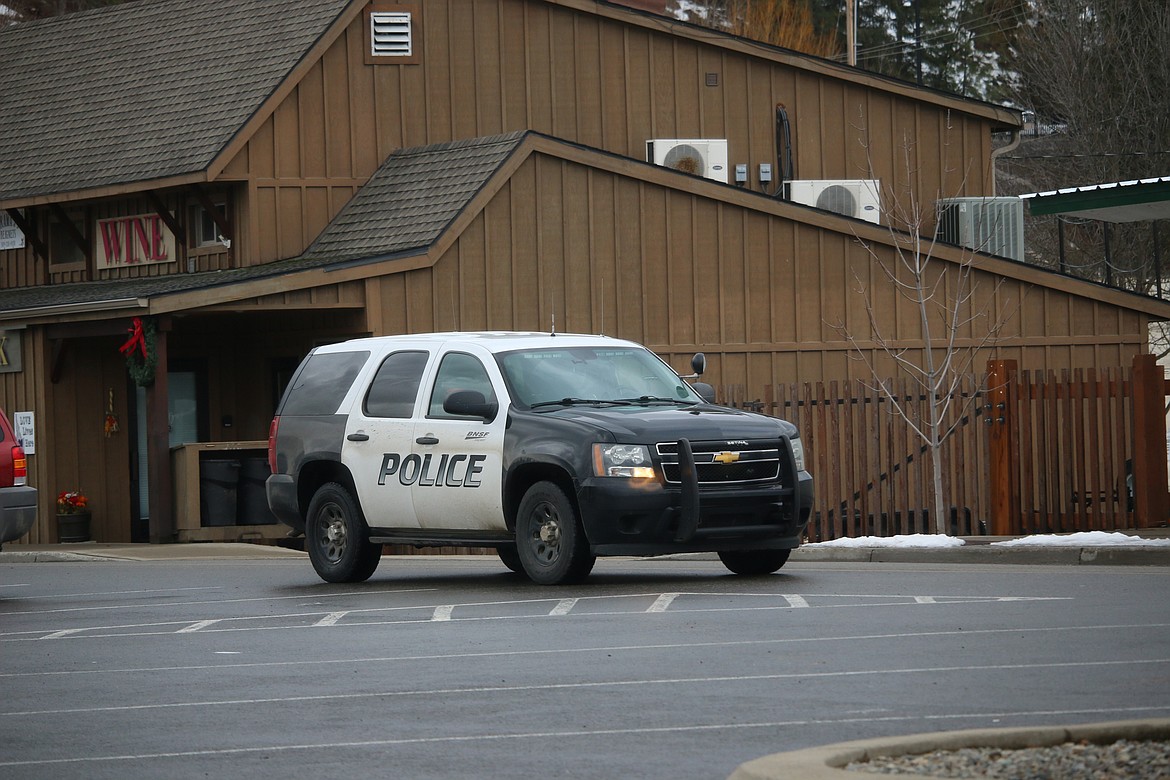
[
  {"xmin": 305, "ymin": 482, "xmax": 382, "ymax": 583},
  {"xmin": 718, "ymin": 548, "xmax": 790, "ymax": 576},
  {"xmin": 496, "ymin": 543, "xmax": 526, "ymax": 576},
  {"xmin": 515, "ymin": 481, "xmax": 595, "ymax": 585}
]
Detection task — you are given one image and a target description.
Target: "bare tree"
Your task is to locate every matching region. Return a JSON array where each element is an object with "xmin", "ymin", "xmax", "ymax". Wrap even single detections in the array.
[
  {"xmin": 997, "ymin": 0, "xmax": 1170, "ymax": 310},
  {"xmin": 831, "ymin": 139, "xmax": 1016, "ymax": 534}
]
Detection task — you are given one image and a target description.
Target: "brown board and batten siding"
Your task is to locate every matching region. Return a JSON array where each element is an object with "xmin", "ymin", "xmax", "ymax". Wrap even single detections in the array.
[
  {"xmin": 215, "ymin": 0, "xmax": 1011, "ymax": 270},
  {"xmin": 352, "ymin": 141, "xmax": 1152, "ymax": 393}
]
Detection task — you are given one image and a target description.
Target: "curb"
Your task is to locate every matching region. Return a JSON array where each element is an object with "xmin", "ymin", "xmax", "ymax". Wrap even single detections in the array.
[
  {"xmin": 727, "ymin": 718, "xmax": 1170, "ymax": 780},
  {"xmin": 0, "ymin": 543, "xmax": 308, "ymax": 562},
  {"xmin": 789, "ymin": 545, "xmax": 1170, "ymax": 566}
]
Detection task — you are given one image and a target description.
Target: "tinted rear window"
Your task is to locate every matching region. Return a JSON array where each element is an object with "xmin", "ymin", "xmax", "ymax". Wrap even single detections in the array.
[{"xmin": 280, "ymin": 351, "xmax": 370, "ymax": 415}]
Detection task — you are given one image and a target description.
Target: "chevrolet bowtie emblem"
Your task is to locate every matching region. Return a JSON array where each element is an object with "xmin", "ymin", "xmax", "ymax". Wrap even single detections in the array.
[{"xmin": 713, "ymin": 451, "xmax": 740, "ymax": 464}]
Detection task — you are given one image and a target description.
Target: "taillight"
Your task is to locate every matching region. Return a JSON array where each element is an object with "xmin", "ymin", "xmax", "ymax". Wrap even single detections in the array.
[
  {"xmin": 12, "ymin": 445, "xmax": 27, "ymax": 486},
  {"xmin": 267, "ymin": 417, "xmax": 280, "ymax": 474}
]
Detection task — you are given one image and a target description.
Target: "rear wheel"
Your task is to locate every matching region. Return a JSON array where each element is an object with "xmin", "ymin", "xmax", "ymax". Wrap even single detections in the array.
[
  {"xmin": 305, "ymin": 482, "xmax": 381, "ymax": 583},
  {"xmin": 718, "ymin": 548, "xmax": 790, "ymax": 576},
  {"xmin": 515, "ymin": 481, "xmax": 595, "ymax": 585}
]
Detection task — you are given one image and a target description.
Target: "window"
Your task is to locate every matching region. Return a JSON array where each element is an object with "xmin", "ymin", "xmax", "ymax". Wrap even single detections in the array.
[
  {"xmin": 428, "ymin": 353, "xmax": 496, "ymax": 418},
  {"xmin": 370, "ymin": 11, "xmax": 411, "ymax": 57},
  {"xmin": 188, "ymin": 202, "xmax": 227, "ymax": 248},
  {"xmin": 49, "ymin": 218, "xmax": 85, "ymax": 267},
  {"xmin": 281, "ymin": 351, "xmax": 370, "ymax": 416},
  {"xmin": 364, "ymin": 351, "xmax": 429, "ymax": 418}
]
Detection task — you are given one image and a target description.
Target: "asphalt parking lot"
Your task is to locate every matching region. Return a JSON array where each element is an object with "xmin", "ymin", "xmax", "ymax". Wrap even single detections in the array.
[{"xmin": 2, "ymin": 545, "xmax": 1169, "ymax": 779}]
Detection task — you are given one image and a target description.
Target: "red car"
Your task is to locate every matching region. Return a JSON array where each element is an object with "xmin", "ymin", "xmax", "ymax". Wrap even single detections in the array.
[{"xmin": 0, "ymin": 408, "xmax": 36, "ymax": 547}]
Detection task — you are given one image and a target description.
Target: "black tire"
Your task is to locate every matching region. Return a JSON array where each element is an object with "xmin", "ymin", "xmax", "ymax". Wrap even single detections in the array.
[
  {"xmin": 305, "ymin": 482, "xmax": 381, "ymax": 583},
  {"xmin": 515, "ymin": 481, "xmax": 596, "ymax": 585},
  {"xmin": 496, "ymin": 543, "xmax": 526, "ymax": 575},
  {"xmin": 718, "ymin": 548, "xmax": 790, "ymax": 576}
]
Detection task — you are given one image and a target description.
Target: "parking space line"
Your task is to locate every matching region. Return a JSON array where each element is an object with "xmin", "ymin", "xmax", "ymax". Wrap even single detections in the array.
[
  {"xmin": 646, "ymin": 593, "xmax": 679, "ymax": 613},
  {"xmin": 549, "ymin": 599, "xmax": 578, "ymax": 616},
  {"xmin": 39, "ymin": 628, "xmax": 87, "ymax": 640},
  {"xmin": 782, "ymin": 595, "xmax": 810, "ymax": 608},
  {"xmin": 176, "ymin": 620, "xmax": 220, "ymax": 633},
  {"xmin": 432, "ymin": 605, "xmax": 454, "ymax": 622},
  {"xmin": 314, "ymin": 612, "xmax": 348, "ymax": 627}
]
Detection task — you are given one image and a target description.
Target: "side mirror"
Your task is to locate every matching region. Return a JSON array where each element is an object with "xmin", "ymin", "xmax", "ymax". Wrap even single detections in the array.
[
  {"xmin": 691, "ymin": 352, "xmax": 706, "ymax": 377},
  {"xmin": 692, "ymin": 381, "xmax": 716, "ymax": 404},
  {"xmin": 443, "ymin": 390, "xmax": 498, "ymax": 422}
]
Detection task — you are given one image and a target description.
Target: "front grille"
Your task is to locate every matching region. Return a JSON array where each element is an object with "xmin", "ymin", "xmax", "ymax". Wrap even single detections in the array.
[{"xmin": 657, "ymin": 440, "xmax": 783, "ymax": 485}]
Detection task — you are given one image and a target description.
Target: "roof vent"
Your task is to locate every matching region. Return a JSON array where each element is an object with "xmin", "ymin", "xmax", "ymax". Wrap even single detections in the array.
[{"xmin": 370, "ymin": 11, "xmax": 412, "ymax": 57}]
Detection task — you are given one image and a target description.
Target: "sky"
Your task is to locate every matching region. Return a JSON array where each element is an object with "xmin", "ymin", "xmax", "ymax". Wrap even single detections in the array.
[{"xmin": 805, "ymin": 531, "xmax": 1170, "ymax": 548}]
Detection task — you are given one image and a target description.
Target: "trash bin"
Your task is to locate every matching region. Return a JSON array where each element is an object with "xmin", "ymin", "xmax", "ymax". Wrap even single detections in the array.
[
  {"xmin": 237, "ymin": 457, "xmax": 278, "ymax": 525},
  {"xmin": 200, "ymin": 458, "xmax": 240, "ymax": 527}
]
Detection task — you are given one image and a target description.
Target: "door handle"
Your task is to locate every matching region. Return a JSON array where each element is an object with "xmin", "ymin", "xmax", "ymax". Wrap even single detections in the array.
[
  {"xmin": 416, "ymin": 435, "xmax": 439, "ymax": 445},
  {"xmin": 347, "ymin": 433, "xmax": 370, "ymax": 442}
]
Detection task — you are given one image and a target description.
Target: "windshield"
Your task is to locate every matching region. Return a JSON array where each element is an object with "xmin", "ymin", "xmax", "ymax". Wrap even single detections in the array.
[{"xmin": 497, "ymin": 346, "xmax": 704, "ymax": 408}]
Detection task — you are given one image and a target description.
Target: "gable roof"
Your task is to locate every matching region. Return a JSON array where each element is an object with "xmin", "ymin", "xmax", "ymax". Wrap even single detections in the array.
[
  {"xmin": 0, "ymin": 0, "xmax": 1022, "ymax": 210},
  {"xmin": 0, "ymin": 0, "xmax": 351, "ymax": 204},
  {"xmin": 305, "ymin": 132, "xmax": 528, "ymax": 262}
]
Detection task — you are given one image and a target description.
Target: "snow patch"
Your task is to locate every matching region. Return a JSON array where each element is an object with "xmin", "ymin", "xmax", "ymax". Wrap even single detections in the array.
[{"xmin": 991, "ymin": 531, "xmax": 1170, "ymax": 548}]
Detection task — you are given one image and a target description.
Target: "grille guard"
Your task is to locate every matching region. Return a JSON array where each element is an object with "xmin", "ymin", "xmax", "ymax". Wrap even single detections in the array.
[{"xmin": 672, "ymin": 436, "xmax": 801, "ymax": 543}]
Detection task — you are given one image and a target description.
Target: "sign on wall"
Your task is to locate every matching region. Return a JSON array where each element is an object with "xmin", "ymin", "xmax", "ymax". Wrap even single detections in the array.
[
  {"xmin": 96, "ymin": 213, "xmax": 176, "ymax": 270},
  {"xmin": 13, "ymin": 411, "xmax": 34, "ymax": 455},
  {"xmin": 0, "ymin": 329, "xmax": 21, "ymax": 373},
  {"xmin": 0, "ymin": 210, "xmax": 25, "ymax": 251}
]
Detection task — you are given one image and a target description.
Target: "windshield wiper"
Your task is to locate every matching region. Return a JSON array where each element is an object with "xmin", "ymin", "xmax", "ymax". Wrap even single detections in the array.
[
  {"xmin": 616, "ymin": 395, "xmax": 699, "ymax": 406},
  {"xmin": 529, "ymin": 398, "xmax": 635, "ymax": 409}
]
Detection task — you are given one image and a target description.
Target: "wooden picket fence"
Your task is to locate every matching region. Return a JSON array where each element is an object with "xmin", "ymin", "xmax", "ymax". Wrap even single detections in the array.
[
  {"xmin": 718, "ymin": 377, "xmax": 990, "ymax": 541},
  {"xmin": 717, "ymin": 354, "xmax": 1170, "ymax": 539},
  {"xmin": 986, "ymin": 355, "xmax": 1168, "ymax": 535}
]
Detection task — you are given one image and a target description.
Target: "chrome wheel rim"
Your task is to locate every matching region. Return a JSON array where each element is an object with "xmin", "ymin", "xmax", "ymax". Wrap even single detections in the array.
[
  {"xmin": 317, "ymin": 503, "xmax": 347, "ymax": 564},
  {"xmin": 528, "ymin": 501, "xmax": 561, "ymax": 564}
]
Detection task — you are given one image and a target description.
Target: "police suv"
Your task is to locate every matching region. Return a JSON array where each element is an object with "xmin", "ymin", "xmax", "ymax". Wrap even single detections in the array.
[{"xmin": 266, "ymin": 332, "xmax": 813, "ymax": 585}]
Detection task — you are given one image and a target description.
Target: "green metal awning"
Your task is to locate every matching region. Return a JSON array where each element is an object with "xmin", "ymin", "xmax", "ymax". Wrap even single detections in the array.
[{"xmin": 1021, "ymin": 176, "xmax": 1170, "ymax": 222}]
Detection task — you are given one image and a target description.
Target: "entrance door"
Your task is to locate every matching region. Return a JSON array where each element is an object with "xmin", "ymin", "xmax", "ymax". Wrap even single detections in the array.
[{"xmin": 133, "ymin": 371, "xmax": 200, "ymax": 539}]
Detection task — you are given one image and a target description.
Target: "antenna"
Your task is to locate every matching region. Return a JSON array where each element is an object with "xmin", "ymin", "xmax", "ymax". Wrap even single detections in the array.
[{"xmin": 550, "ymin": 291, "xmax": 556, "ymax": 337}]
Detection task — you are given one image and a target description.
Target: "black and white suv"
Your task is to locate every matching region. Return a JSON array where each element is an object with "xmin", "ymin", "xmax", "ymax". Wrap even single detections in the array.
[{"xmin": 266, "ymin": 332, "xmax": 812, "ymax": 584}]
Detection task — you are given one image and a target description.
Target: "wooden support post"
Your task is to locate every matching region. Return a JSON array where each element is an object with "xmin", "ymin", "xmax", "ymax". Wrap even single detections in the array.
[
  {"xmin": 1131, "ymin": 353, "xmax": 1169, "ymax": 528},
  {"xmin": 146, "ymin": 322, "xmax": 174, "ymax": 544},
  {"xmin": 987, "ymin": 359, "xmax": 1018, "ymax": 535}
]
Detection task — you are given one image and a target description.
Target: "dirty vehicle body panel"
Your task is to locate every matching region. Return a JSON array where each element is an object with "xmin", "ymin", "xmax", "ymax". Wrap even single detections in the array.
[
  {"xmin": 0, "ymin": 408, "xmax": 36, "ymax": 546},
  {"xmin": 267, "ymin": 332, "xmax": 813, "ymax": 584}
]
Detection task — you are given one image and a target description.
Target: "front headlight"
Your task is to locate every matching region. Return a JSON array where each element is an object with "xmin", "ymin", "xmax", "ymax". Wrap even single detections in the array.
[
  {"xmin": 790, "ymin": 436, "xmax": 806, "ymax": 472},
  {"xmin": 593, "ymin": 443, "xmax": 656, "ymax": 479}
]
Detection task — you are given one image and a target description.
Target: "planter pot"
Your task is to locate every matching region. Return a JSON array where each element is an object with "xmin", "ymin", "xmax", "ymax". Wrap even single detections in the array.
[{"xmin": 57, "ymin": 511, "xmax": 91, "ymax": 543}]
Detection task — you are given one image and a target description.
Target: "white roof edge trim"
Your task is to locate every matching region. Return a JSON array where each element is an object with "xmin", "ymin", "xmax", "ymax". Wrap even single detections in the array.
[
  {"xmin": 1020, "ymin": 175, "xmax": 1170, "ymax": 200},
  {"xmin": 0, "ymin": 297, "xmax": 149, "ymax": 321}
]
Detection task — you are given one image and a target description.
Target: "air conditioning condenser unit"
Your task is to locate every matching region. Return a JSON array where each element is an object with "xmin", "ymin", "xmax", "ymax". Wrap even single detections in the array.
[
  {"xmin": 787, "ymin": 180, "xmax": 881, "ymax": 224},
  {"xmin": 936, "ymin": 197, "xmax": 1024, "ymax": 261},
  {"xmin": 646, "ymin": 139, "xmax": 728, "ymax": 183}
]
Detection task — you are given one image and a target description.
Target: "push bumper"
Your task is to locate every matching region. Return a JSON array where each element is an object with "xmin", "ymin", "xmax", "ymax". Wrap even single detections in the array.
[{"xmin": 577, "ymin": 468, "xmax": 813, "ymax": 556}]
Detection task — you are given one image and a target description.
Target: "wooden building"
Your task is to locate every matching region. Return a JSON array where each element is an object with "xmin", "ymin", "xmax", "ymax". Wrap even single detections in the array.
[{"xmin": 1, "ymin": 0, "xmax": 1167, "ymax": 544}]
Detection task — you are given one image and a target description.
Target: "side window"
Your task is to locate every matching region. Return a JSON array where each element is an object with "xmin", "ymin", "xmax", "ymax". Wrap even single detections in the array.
[
  {"xmin": 428, "ymin": 352, "xmax": 496, "ymax": 418},
  {"xmin": 280, "ymin": 351, "xmax": 370, "ymax": 416},
  {"xmin": 364, "ymin": 350, "xmax": 429, "ymax": 418}
]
